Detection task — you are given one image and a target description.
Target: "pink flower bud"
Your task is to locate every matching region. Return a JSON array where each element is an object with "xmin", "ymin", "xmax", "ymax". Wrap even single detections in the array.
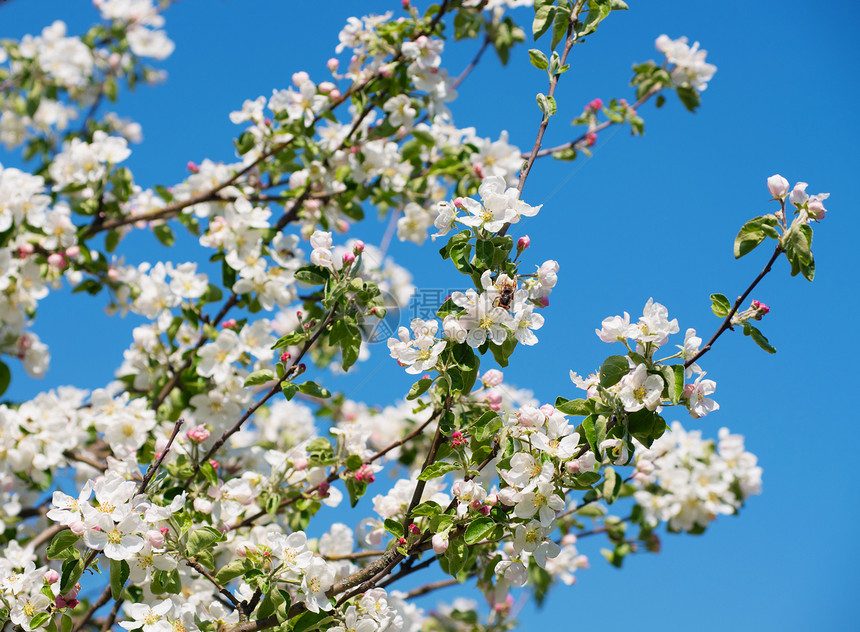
[
  {"xmin": 585, "ymin": 132, "xmax": 597, "ymax": 147},
  {"xmin": 517, "ymin": 235, "xmax": 530, "ymax": 251},
  {"xmin": 107, "ymin": 267, "xmax": 120, "ymax": 282},
  {"xmin": 482, "ymin": 369, "xmax": 504, "ymax": 387},
  {"xmin": 342, "ymin": 252, "xmax": 355, "ymax": 265},
  {"xmin": 560, "ymin": 533, "xmax": 578, "ymax": 546},
  {"xmin": 587, "ymin": 98, "xmax": 603, "ymax": 112},
  {"xmin": 66, "ymin": 599, "xmax": 80, "ymax": 609},
  {"xmin": 485, "ymin": 493, "xmax": 498, "ymax": 506},
  {"xmin": 292, "ymin": 71, "xmax": 310, "ymax": 86},
  {"xmin": 298, "ymin": 363, "xmax": 306, "ymax": 373},
  {"xmin": 327, "ymin": 58, "xmax": 339, "ymax": 72},
  {"xmin": 69, "ymin": 520, "xmax": 86, "ymax": 535},
  {"xmin": 43, "ymin": 570, "xmax": 60, "ymax": 584},
  {"xmin": 537, "ymin": 296, "xmax": 550, "ymax": 308},
  {"xmin": 146, "ymin": 529, "xmax": 165, "ymax": 549},
  {"xmin": 187, "ymin": 161, "xmax": 199, "ymax": 173},
  {"xmin": 539, "ymin": 404, "xmax": 555, "ymax": 418},
  {"xmin": 63, "ymin": 583, "xmax": 81, "ymax": 600},
  {"xmin": 186, "ymin": 424, "xmax": 210, "ymax": 443},
  {"xmin": 280, "ymin": 352, "xmax": 291, "ymax": 363},
  {"xmin": 292, "ymin": 456, "xmax": 308, "ymax": 470},
  {"xmin": 497, "ymin": 487, "xmax": 518, "ymax": 506},
  {"xmin": 47, "ymin": 253, "xmax": 65, "ymax": 268},
  {"xmin": 209, "ymin": 459, "xmax": 219, "ymax": 470},
  {"xmin": 17, "ymin": 242, "xmax": 35, "ymax": 257},
  {"xmin": 54, "ymin": 596, "xmax": 68, "ymax": 609},
  {"xmin": 65, "ymin": 245, "xmax": 80, "ymax": 259},
  {"xmin": 767, "ymin": 174, "xmax": 789, "ymax": 200},
  {"xmin": 329, "ymin": 88, "xmax": 342, "ymax": 101},
  {"xmin": 431, "ymin": 532, "xmax": 448, "ymax": 554},
  {"xmin": 352, "ymin": 240, "xmax": 365, "ymax": 255},
  {"xmin": 401, "ymin": 0, "xmax": 410, "ymax": 8},
  {"xmin": 478, "ymin": 505, "xmax": 491, "ymax": 515},
  {"xmin": 453, "ymin": 197, "xmax": 466, "ymax": 209},
  {"xmin": 296, "ymin": 310, "xmax": 303, "ymax": 319},
  {"xmin": 317, "ymin": 480, "xmax": 330, "ymax": 495},
  {"xmin": 222, "ymin": 319, "xmax": 237, "ymax": 329},
  {"xmin": 565, "ymin": 460, "xmax": 581, "ymax": 474},
  {"xmin": 160, "ymin": 526, "xmax": 169, "ymax": 535},
  {"xmin": 335, "ymin": 219, "xmax": 350, "ymax": 233},
  {"xmin": 474, "ymin": 163, "xmax": 485, "ymax": 179},
  {"xmin": 487, "ymin": 392, "xmax": 502, "ymax": 411},
  {"xmin": 409, "ymin": 523, "xmax": 421, "ymax": 535},
  {"xmin": 398, "ymin": 537, "xmax": 407, "ymax": 546}
]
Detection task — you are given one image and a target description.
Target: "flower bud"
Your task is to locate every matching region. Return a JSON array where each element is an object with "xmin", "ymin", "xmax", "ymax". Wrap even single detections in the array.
[
  {"xmin": 65, "ymin": 245, "xmax": 80, "ymax": 259},
  {"xmin": 766, "ymin": 174, "xmax": 789, "ymax": 200},
  {"xmin": 481, "ymin": 369, "xmax": 504, "ymax": 387},
  {"xmin": 431, "ymin": 532, "xmax": 449, "ymax": 554},
  {"xmin": 789, "ymin": 182, "xmax": 809, "ymax": 207},
  {"xmin": 342, "ymin": 252, "xmax": 355, "ymax": 265},
  {"xmin": 587, "ymin": 98, "xmax": 603, "ymax": 112},
  {"xmin": 69, "ymin": 520, "xmax": 86, "ymax": 535},
  {"xmin": 352, "ymin": 240, "xmax": 365, "ymax": 255},
  {"xmin": 43, "ymin": 570, "xmax": 60, "ymax": 584},
  {"xmin": 186, "ymin": 425, "xmax": 211, "ymax": 443},
  {"xmin": 292, "ymin": 71, "xmax": 310, "ymax": 86},
  {"xmin": 408, "ymin": 523, "xmax": 421, "ymax": 536},
  {"xmin": 47, "ymin": 253, "xmax": 65, "ymax": 268},
  {"xmin": 327, "ymin": 58, "xmax": 339, "ymax": 72},
  {"xmin": 146, "ymin": 529, "xmax": 165, "ymax": 549},
  {"xmin": 187, "ymin": 161, "xmax": 200, "ymax": 173},
  {"xmin": 585, "ymin": 132, "xmax": 597, "ymax": 147},
  {"xmin": 539, "ymin": 404, "xmax": 555, "ymax": 419},
  {"xmin": 221, "ymin": 319, "xmax": 237, "ymax": 329},
  {"xmin": 280, "ymin": 352, "xmax": 291, "ymax": 363},
  {"xmin": 329, "ymin": 89, "xmax": 342, "ymax": 101},
  {"xmin": 516, "ymin": 235, "xmax": 530, "ymax": 251},
  {"xmin": 318, "ymin": 81, "xmax": 335, "ymax": 94}
]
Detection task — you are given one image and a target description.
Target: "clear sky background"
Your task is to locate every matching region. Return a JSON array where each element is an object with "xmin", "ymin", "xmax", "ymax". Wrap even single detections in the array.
[{"xmin": 3, "ymin": 1, "xmax": 860, "ymax": 630}]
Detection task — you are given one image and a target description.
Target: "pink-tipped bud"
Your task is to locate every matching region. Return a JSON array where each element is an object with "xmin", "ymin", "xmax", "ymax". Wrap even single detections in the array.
[
  {"xmin": 327, "ymin": 58, "xmax": 339, "ymax": 72},
  {"xmin": 292, "ymin": 71, "xmax": 310, "ymax": 87},
  {"xmin": 65, "ymin": 245, "xmax": 80, "ymax": 259},
  {"xmin": 401, "ymin": 0, "xmax": 410, "ymax": 8},
  {"xmin": 751, "ymin": 300, "xmax": 770, "ymax": 316},
  {"xmin": 317, "ymin": 480, "xmax": 329, "ymax": 495},
  {"xmin": 585, "ymin": 132, "xmax": 597, "ymax": 147},
  {"xmin": 482, "ymin": 369, "xmax": 504, "ymax": 388},
  {"xmin": 540, "ymin": 404, "xmax": 555, "ymax": 418},
  {"xmin": 318, "ymin": 81, "xmax": 335, "ymax": 94},
  {"xmin": 398, "ymin": 537, "xmax": 407, "ymax": 546},
  {"xmin": 355, "ymin": 464, "xmax": 375, "ymax": 484},
  {"xmin": 54, "ymin": 596, "xmax": 68, "ymax": 609},
  {"xmin": 47, "ymin": 253, "xmax": 65, "ymax": 268},
  {"xmin": 221, "ymin": 319, "xmax": 238, "ymax": 329},
  {"xmin": 342, "ymin": 252, "xmax": 355, "ymax": 265},
  {"xmin": 187, "ymin": 161, "xmax": 199, "ymax": 173},
  {"xmin": 160, "ymin": 526, "xmax": 169, "ymax": 535},
  {"xmin": 453, "ymin": 196, "xmax": 466, "ymax": 209},
  {"xmin": 17, "ymin": 243, "xmax": 35, "ymax": 258},
  {"xmin": 298, "ymin": 363, "xmax": 307, "ymax": 373},
  {"xmin": 537, "ymin": 296, "xmax": 550, "ymax": 308},
  {"xmin": 69, "ymin": 520, "xmax": 86, "ymax": 536},
  {"xmin": 478, "ymin": 505, "xmax": 491, "ymax": 515},
  {"xmin": 186, "ymin": 424, "xmax": 211, "ymax": 443},
  {"xmin": 431, "ymin": 532, "xmax": 448, "ymax": 554},
  {"xmin": 474, "ymin": 163, "xmax": 485, "ymax": 179},
  {"xmin": 329, "ymin": 88, "xmax": 342, "ymax": 101},
  {"xmin": 451, "ymin": 430, "xmax": 466, "ymax": 447},
  {"xmin": 280, "ymin": 351, "xmax": 291, "ymax": 363},
  {"xmin": 565, "ymin": 460, "xmax": 581, "ymax": 474},
  {"xmin": 485, "ymin": 493, "xmax": 498, "ymax": 507},
  {"xmin": 487, "ymin": 392, "xmax": 503, "ymax": 412},
  {"xmin": 517, "ymin": 235, "xmax": 530, "ymax": 251},
  {"xmin": 767, "ymin": 174, "xmax": 790, "ymax": 200},
  {"xmin": 296, "ymin": 310, "xmax": 303, "ymax": 319},
  {"xmin": 560, "ymin": 533, "xmax": 578, "ymax": 546},
  {"xmin": 107, "ymin": 267, "xmax": 120, "ymax": 282},
  {"xmin": 209, "ymin": 459, "xmax": 219, "ymax": 470},
  {"xmin": 43, "ymin": 570, "xmax": 60, "ymax": 584},
  {"xmin": 146, "ymin": 529, "xmax": 165, "ymax": 549},
  {"xmin": 587, "ymin": 98, "xmax": 603, "ymax": 112},
  {"xmin": 408, "ymin": 523, "xmax": 421, "ymax": 536},
  {"xmin": 292, "ymin": 456, "xmax": 308, "ymax": 470},
  {"xmin": 64, "ymin": 583, "xmax": 81, "ymax": 600}
]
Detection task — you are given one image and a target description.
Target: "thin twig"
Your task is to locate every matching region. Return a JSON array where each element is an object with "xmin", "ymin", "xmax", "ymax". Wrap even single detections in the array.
[
  {"xmin": 71, "ymin": 586, "xmax": 112, "ymax": 632},
  {"xmin": 185, "ymin": 558, "xmax": 241, "ymax": 609},
  {"xmin": 138, "ymin": 418, "xmax": 184, "ymax": 494},
  {"xmin": 403, "ymin": 576, "xmax": 459, "ymax": 599},
  {"xmin": 685, "ymin": 244, "xmax": 783, "ymax": 368}
]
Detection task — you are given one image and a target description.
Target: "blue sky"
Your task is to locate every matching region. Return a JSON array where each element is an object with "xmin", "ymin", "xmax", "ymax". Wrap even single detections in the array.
[{"xmin": 3, "ymin": 1, "xmax": 860, "ymax": 630}]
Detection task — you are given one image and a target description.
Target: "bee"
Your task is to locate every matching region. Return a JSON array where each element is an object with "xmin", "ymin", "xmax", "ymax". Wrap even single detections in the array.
[{"xmin": 494, "ymin": 274, "xmax": 517, "ymax": 312}]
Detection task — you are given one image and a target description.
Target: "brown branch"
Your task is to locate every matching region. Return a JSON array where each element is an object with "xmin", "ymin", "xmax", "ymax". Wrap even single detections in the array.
[
  {"xmin": 71, "ymin": 586, "xmax": 112, "ymax": 632},
  {"xmin": 527, "ymin": 84, "xmax": 662, "ymax": 159},
  {"xmin": 451, "ymin": 36, "xmax": 492, "ymax": 90},
  {"xmin": 62, "ymin": 451, "xmax": 107, "ymax": 472},
  {"xmin": 403, "ymin": 395, "xmax": 450, "ymax": 531},
  {"xmin": 685, "ymin": 244, "xmax": 783, "ymax": 368},
  {"xmin": 30, "ymin": 524, "xmax": 64, "ymax": 551},
  {"xmin": 403, "ymin": 576, "xmax": 458, "ymax": 599},
  {"xmin": 139, "ymin": 418, "xmax": 184, "ymax": 494},
  {"xmin": 320, "ymin": 550, "xmax": 384, "ymax": 561},
  {"xmin": 100, "ymin": 597, "xmax": 124, "ymax": 632},
  {"xmin": 497, "ymin": 0, "xmax": 585, "ymax": 238},
  {"xmin": 185, "ymin": 558, "xmax": 241, "ymax": 609}
]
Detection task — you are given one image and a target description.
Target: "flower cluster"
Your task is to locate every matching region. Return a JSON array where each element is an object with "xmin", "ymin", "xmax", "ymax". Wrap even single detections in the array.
[{"xmin": 655, "ymin": 34, "xmax": 717, "ymax": 91}]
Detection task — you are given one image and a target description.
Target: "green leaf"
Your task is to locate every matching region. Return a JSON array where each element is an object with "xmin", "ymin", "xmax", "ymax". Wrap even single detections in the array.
[
  {"xmin": 603, "ymin": 466, "xmax": 622, "ymax": 504},
  {"xmin": 554, "ymin": 397, "xmax": 591, "ymax": 416},
  {"xmin": 298, "ymin": 381, "xmax": 331, "ymax": 399},
  {"xmin": 345, "ymin": 477, "xmax": 367, "ymax": 508},
  {"xmin": 417, "ymin": 461, "xmax": 460, "ymax": 481},
  {"xmin": 199, "ymin": 460, "xmax": 219, "ymax": 487},
  {"xmin": 580, "ymin": 0, "xmax": 610, "ymax": 36},
  {"xmin": 528, "ymin": 49, "xmax": 549, "ymax": 70},
  {"xmin": 734, "ymin": 216, "xmax": 779, "ymax": 259},
  {"xmin": 384, "ymin": 519, "xmax": 404, "ymax": 539},
  {"xmin": 60, "ymin": 614, "xmax": 73, "ymax": 632},
  {"xmin": 742, "ymin": 322, "xmax": 776, "ymax": 354},
  {"xmin": 488, "ymin": 333, "xmax": 517, "ymax": 368},
  {"xmin": 464, "ymin": 517, "xmax": 495, "ymax": 545},
  {"xmin": 407, "ymin": 377, "xmax": 433, "ymax": 401},
  {"xmin": 536, "ymin": 93, "xmax": 557, "ymax": 119},
  {"xmin": 782, "ymin": 224, "xmax": 815, "ymax": 281},
  {"xmin": 411, "ymin": 501, "xmax": 442, "ymax": 516},
  {"xmin": 291, "ymin": 612, "xmax": 335, "ymax": 632},
  {"xmin": 110, "ymin": 559, "xmax": 130, "ymax": 600},
  {"xmin": 657, "ymin": 365, "xmax": 684, "ymax": 405},
  {"xmin": 551, "ymin": 5, "xmax": 572, "ymax": 49},
  {"xmin": 610, "ymin": 0, "xmax": 629, "ymax": 8},
  {"xmin": 244, "ymin": 369, "xmax": 275, "ymax": 387},
  {"xmin": 532, "ymin": 5, "xmax": 556, "ymax": 41},
  {"xmin": 293, "ymin": 265, "xmax": 329, "ymax": 286},
  {"xmin": 710, "ymin": 293, "xmax": 731, "ymax": 317},
  {"xmin": 599, "ymin": 355, "xmax": 629, "ymax": 387},
  {"xmin": 60, "ymin": 555, "xmax": 84, "ymax": 594},
  {"xmin": 46, "ymin": 530, "xmax": 78, "ymax": 559},
  {"xmin": 281, "ymin": 382, "xmax": 298, "ymax": 400},
  {"xmin": 214, "ymin": 559, "xmax": 247, "ymax": 584},
  {"xmin": 186, "ymin": 526, "xmax": 225, "ymax": 557},
  {"xmin": 675, "ymin": 85, "xmax": 701, "ymax": 112},
  {"xmin": 29, "ymin": 612, "xmax": 50, "ymax": 630},
  {"xmin": 152, "ymin": 224, "xmax": 175, "ymax": 247}
]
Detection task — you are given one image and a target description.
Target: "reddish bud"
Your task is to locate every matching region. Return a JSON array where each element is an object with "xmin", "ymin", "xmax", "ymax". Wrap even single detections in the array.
[
  {"xmin": 221, "ymin": 319, "xmax": 238, "ymax": 329},
  {"xmin": 408, "ymin": 523, "xmax": 421, "ymax": 535},
  {"xmin": 280, "ymin": 351, "xmax": 291, "ymax": 363},
  {"xmin": 587, "ymin": 98, "xmax": 603, "ymax": 112},
  {"xmin": 186, "ymin": 424, "xmax": 211, "ymax": 443},
  {"xmin": 343, "ymin": 252, "xmax": 356, "ymax": 265},
  {"xmin": 187, "ymin": 161, "xmax": 200, "ymax": 173},
  {"xmin": 585, "ymin": 132, "xmax": 597, "ymax": 147},
  {"xmin": 353, "ymin": 240, "xmax": 365, "ymax": 255},
  {"xmin": 517, "ymin": 235, "xmax": 530, "ymax": 251},
  {"xmin": 43, "ymin": 570, "xmax": 60, "ymax": 584}
]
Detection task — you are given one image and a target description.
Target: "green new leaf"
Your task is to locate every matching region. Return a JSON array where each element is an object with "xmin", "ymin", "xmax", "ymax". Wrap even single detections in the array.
[
  {"xmin": 244, "ymin": 369, "xmax": 275, "ymax": 387},
  {"xmin": 528, "ymin": 49, "xmax": 549, "ymax": 70},
  {"xmin": 536, "ymin": 93, "xmax": 557, "ymax": 118},
  {"xmin": 153, "ymin": 224, "xmax": 175, "ymax": 247},
  {"xmin": 580, "ymin": 0, "xmax": 610, "ymax": 36},
  {"xmin": 610, "ymin": 0, "xmax": 629, "ymax": 8},
  {"xmin": 554, "ymin": 397, "xmax": 591, "ymax": 416},
  {"xmin": 345, "ymin": 477, "xmax": 367, "ymax": 508},
  {"xmin": 407, "ymin": 377, "xmax": 433, "ymax": 401},
  {"xmin": 30, "ymin": 613, "xmax": 51, "ymax": 630},
  {"xmin": 782, "ymin": 224, "xmax": 815, "ymax": 281},
  {"xmin": 46, "ymin": 530, "xmax": 79, "ymax": 559},
  {"xmin": 464, "ymin": 517, "xmax": 496, "ymax": 545},
  {"xmin": 710, "ymin": 293, "xmax": 731, "ymax": 317},
  {"xmin": 675, "ymin": 85, "xmax": 701, "ymax": 112},
  {"xmin": 418, "ymin": 461, "xmax": 460, "ymax": 481},
  {"xmin": 384, "ymin": 519, "xmax": 404, "ymax": 539},
  {"xmin": 551, "ymin": 5, "xmax": 572, "ymax": 49},
  {"xmin": 61, "ymin": 614, "xmax": 73, "ymax": 632},
  {"xmin": 293, "ymin": 265, "xmax": 329, "ymax": 286},
  {"xmin": 281, "ymin": 382, "xmax": 298, "ymax": 400},
  {"xmin": 214, "ymin": 559, "xmax": 248, "ymax": 584},
  {"xmin": 603, "ymin": 467, "xmax": 622, "ymax": 504},
  {"xmin": 186, "ymin": 526, "xmax": 224, "ymax": 557},
  {"xmin": 60, "ymin": 556, "xmax": 84, "ymax": 594},
  {"xmin": 411, "ymin": 501, "xmax": 442, "ymax": 516},
  {"xmin": 291, "ymin": 612, "xmax": 335, "ymax": 632},
  {"xmin": 734, "ymin": 216, "xmax": 780, "ymax": 259},
  {"xmin": 599, "ymin": 355, "xmax": 629, "ymax": 387},
  {"xmin": 110, "ymin": 559, "xmax": 130, "ymax": 600},
  {"xmin": 743, "ymin": 322, "xmax": 776, "ymax": 354},
  {"xmin": 199, "ymin": 460, "xmax": 219, "ymax": 487},
  {"xmin": 532, "ymin": 5, "xmax": 556, "ymax": 41},
  {"xmin": 298, "ymin": 381, "xmax": 331, "ymax": 399}
]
